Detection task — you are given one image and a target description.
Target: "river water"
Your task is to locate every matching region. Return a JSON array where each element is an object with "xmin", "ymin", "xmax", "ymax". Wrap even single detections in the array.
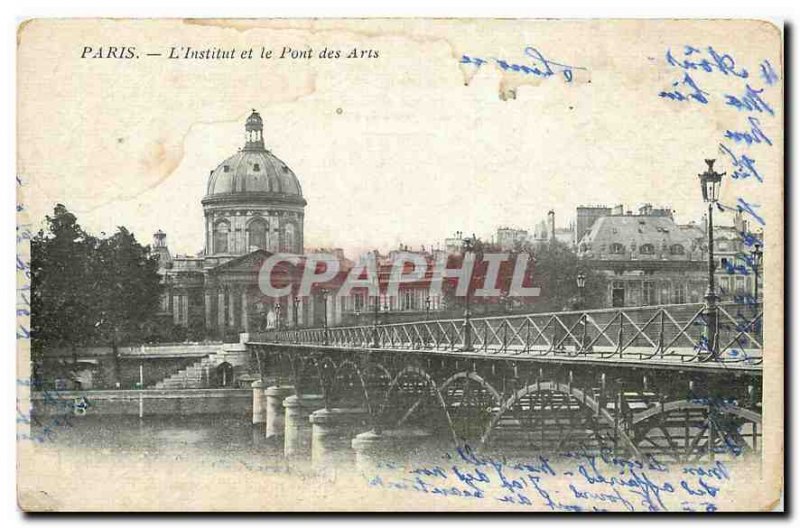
[{"xmin": 30, "ymin": 413, "xmax": 290, "ymax": 466}]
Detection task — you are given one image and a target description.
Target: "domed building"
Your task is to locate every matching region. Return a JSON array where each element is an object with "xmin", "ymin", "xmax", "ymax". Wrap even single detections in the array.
[
  {"xmin": 155, "ymin": 110, "xmax": 313, "ymax": 339},
  {"xmin": 202, "ymin": 110, "xmax": 306, "ymax": 261}
]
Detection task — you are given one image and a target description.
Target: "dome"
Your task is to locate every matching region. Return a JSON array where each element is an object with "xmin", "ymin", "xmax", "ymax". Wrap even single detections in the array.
[
  {"xmin": 203, "ymin": 110, "xmax": 306, "ymax": 206},
  {"xmin": 205, "ymin": 150, "xmax": 304, "ymax": 200}
]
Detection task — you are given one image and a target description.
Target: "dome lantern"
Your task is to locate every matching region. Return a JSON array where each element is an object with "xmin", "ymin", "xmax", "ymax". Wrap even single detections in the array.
[{"xmin": 244, "ymin": 109, "xmax": 265, "ymax": 152}]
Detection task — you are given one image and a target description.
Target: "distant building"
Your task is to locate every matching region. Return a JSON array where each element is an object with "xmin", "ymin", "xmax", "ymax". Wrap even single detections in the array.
[
  {"xmin": 531, "ymin": 210, "xmax": 574, "ymax": 248},
  {"xmin": 575, "ymin": 205, "xmax": 612, "ymax": 245},
  {"xmin": 495, "ymin": 227, "xmax": 530, "ymax": 251},
  {"xmin": 712, "ymin": 211, "xmax": 762, "ymax": 302}
]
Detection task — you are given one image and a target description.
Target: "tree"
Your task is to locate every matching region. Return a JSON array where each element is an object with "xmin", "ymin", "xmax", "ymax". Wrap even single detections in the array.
[
  {"xmin": 528, "ymin": 240, "xmax": 607, "ymax": 312},
  {"xmin": 93, "ymin": 227, "xmax": 163, "ymax": 386},
  {"xmin": 30, "ymin": 205, "xmax": 163, "ymax": 387},
  {"xmin": 30, "ymin": 205, "xmax": 100, "ymax": 381},
  {"xmin": 439, "ymin": 238, "xmax": 607, "ymax": 317}
]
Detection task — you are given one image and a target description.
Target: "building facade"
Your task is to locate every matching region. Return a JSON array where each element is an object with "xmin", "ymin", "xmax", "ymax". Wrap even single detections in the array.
[
  {"xmin": 156, "ymin": 110, "xmax": 447, "ymax": 338},
  {"xmin": 577, "ymin": 204, "xmax": 708, "ymax": 307}
]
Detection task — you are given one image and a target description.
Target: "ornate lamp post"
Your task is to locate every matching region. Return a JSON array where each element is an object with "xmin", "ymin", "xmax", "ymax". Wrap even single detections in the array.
[
  {"xmin": 751, "ymin": 241, "xmax": 763, "ymax": 303},
  {"xmin": 425, "ymin": 296, "xmax": 431, "ymax": 321},
  {"xmin": 321, "ymin": 289, "xmax": 329, "ymax": 345},
  {"xmin": 462, "ymin": 235, "xmax": 476, "ymax": 351},
  {"xmin": 576, "ymin": 271, "xmax": 586, "ymax": 309},
  {"xmin": 273, "ymin": 301, "xmax": 282, "ymax": 331},
  {"xmin": 292, "ymin": 295, "xmax": 300, "ymax": 327},
  {"xmin": 698, "ymin": 158, "xmax": 725, "ymax": 360},
  {"xmin": 372, "ymin": 293, "xmax": 380, "ymax": 348}
]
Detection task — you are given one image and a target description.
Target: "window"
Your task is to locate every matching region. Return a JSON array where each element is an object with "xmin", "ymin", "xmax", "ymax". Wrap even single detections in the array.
[
  {"xmin": 253, "ymin": 163, "xmax": 260, "ymax": 171},
  {"xmin": 669, "ymin": 244, "xmax": 685, "ymax": 255},
  {"xmin": 173, "ymin": 294, "xmax": 188, "ymax": 326},
  {"xmin": 610, "ymin": 243, "xmax": 625, "ymax": 255},
  {"xmin": 671, "ymin": 283, "xmax": 686, "ymax": 304},
  {"xmin": 643, "ymin": 281, "xmax": 656, "ymax": 305},
  {"xmin": 223, "ymin": 165, "xmax": 230, "ymax": 173},
  {"xmin": 640, "ymin": 244, "xmax": 655, "ymax": 255},
  {"xmin": 612, "ymin": 281, "xmax": 625, "ymax": 307},
  {"xmin": 354, "ymin": 294, "xmax": 365, "ymax": 312},
  {"xmin": 247, "ymin": 218, "xmax": 268, "ymax": 250},
  {"xmin": 284, "ymin": 223, "xmax": 296, "ymax": 252},
  {"xmin": 719, "ymin": 276, "xmax": 730, "ymax": 295},
  {"xmin": 213, "ymin": 221, "xmax": 230, "ymax": 254}
]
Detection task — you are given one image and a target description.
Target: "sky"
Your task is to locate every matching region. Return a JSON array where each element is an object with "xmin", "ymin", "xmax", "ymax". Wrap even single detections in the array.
[{"xmin": 18, "ymin": 19, "xmax": 781, "ymax": 259}]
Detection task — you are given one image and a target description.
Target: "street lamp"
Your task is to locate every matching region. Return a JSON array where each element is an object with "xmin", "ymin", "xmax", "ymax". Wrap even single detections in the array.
[
  {"xmin": 576, "ymin": 271, "xmax": 586, "ymax": 308},
  {"xmin": 425, "ymin": 296, "xmax": 431, "ymax": 320},
  {"xmin": 273, "ymin": 301, "xmax": 282, "ymax": 332},
  {"xmin": 372, "ymin": 293, "xmax": 380, "ymax": 348},
  {"xmin": 462, "ymin": 234, "xmax": 476, "ymax": 351},
  {"xmin": 698, "ymin": 158, "xmax": 725, "ymax": 360},
  {"xmin": 751, "ymin": 241, "xmax": 763, "ymax": 303},
  {"xmin": 292, "ymin": 295, "xmax": 300, "ymax": 327},
  {"xmin": 320, "ymin": 289, "xmax": 329, "ymax": 344}
]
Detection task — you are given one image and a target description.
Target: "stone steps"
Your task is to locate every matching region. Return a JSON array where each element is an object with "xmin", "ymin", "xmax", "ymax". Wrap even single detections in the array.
[{"xmin": 150, "ymin": 352, "xmax": 226, "ymax": 389}]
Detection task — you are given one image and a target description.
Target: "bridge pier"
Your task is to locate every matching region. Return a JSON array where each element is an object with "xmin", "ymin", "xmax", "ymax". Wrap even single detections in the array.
[
  {"xmin": 309, "ymin": 408, "xmax": 369, "ymax": 469},
  {"xmin": 283, "ymin": 394, "xmax": 324, "ymax": 457},
  {"xmin": 251, "ymin": 380, "xmax": 266, "ymax": 425},
  {"xmin": 265, "ymin": 385, "xmax": 295, "ymax": 439},
  {"xmin": 351, "ymin": 429, "xmax": 433, "ymax": 471}
]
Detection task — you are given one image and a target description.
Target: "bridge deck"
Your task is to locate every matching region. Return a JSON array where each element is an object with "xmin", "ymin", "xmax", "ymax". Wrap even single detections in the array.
[
  {"xmin": 249, "ymin": 302, "xmax": 763, "ymax": 376},
  {"xmin": 248, "ymin": 342, "xmax": 762, "ymax": 375}
]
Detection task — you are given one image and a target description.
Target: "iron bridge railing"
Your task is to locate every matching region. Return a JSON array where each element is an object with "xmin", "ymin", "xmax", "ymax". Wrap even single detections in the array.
[{"xmin": 255, "ymin": 302, "xmax": 763, "ymax": 366}]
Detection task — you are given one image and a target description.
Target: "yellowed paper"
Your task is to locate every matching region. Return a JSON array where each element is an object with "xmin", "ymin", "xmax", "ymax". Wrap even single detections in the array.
[{"xmin": 17, "ymin": 18, "xmax": 783, "ymax": 512}]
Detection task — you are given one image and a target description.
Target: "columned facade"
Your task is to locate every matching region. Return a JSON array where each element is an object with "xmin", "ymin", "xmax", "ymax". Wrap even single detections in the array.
[{"xmin": 156, "ymin": 110, "xmax": 307, "ymax": 340}]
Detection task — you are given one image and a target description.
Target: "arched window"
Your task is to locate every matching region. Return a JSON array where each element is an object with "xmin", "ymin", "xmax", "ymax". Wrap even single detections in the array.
[
  {"xmin": 640, "ymin": 243, "xmax": 655, "ymax": 255},
  {"xmin": 247, "ymin": 218, "xmax": 268, "ymax": 251},
  {"xmin": 213, "ymin": 220, "xmax": 230, "ymax": 254},
  {"xmin": 284, "ymin": 223, "xmax": 296, "ymax": 252},
  {"xmin": 670, "ymin": 244, "xmax": 685, "ymax": 255},
  {"xmin": 610, "ymin": 243, "xmax": 625, "ymax": 254}
]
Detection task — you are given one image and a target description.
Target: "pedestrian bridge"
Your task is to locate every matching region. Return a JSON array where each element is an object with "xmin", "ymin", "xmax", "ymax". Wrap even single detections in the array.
[
  {"xmin": 246, "ymin": 302, "xmax": 763, "ymax": 462},
  {"xmin": 250, "ymin": 302, "xmax": 763, "ymax": 374}
]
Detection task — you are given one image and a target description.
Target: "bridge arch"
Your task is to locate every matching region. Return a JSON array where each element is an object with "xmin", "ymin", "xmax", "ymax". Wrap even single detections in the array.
[
  {"xmin": 380, "ymin": 366, "xmax": 458, "ymax": 445},
  {"xmin": 629, "ymin": 399, "xmax": 762, "ymax": 462},
  {"xmin": 479, "ymin": 380, "xmax": 641, "ymax": 457},
  {"xmin": 328, "ymin": 359, "xmax": 375, "ymax": 415}
]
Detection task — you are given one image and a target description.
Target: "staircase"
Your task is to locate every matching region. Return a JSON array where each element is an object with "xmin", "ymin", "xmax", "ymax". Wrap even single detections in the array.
[{"xmin": 151, "ymin": 352, "xmax": 226, "ymax": 390}]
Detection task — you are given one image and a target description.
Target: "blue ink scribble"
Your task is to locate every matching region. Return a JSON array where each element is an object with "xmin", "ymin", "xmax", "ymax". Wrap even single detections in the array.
[
  {"xmin": 724, "ymin": 84, "xmax": 775, "ymax": 116},
  {"xmin": 461, "ymin": 47, "xmax": 587, "ymax": 84},
  {"xmin": 723, "ymin": 116, "xmax": 772, "ymax": 147},
  {"xmin": 659, "ymin": 72, "xmax": 710, "ymax": 104},
  {"xmin": 759, "ymin": 59, "xmax": 779, "ymax": 86},
  {"xmin": 718, "ymin": 143, "xmax": 763, "ymax": 182}
]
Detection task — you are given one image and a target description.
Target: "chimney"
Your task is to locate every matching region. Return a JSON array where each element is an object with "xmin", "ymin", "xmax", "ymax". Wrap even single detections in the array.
[{"xmin": 153, "ymin": 229, "xmax": 167, "ymax": 248}]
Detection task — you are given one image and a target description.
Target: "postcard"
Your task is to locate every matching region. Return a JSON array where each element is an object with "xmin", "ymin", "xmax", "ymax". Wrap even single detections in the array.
[{"xmin": 16, "ymin": 18, "xmax": 783, "ymax": 512}]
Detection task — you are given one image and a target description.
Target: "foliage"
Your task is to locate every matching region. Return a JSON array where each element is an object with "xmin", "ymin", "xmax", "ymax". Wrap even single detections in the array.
[
  {"xmin": 440, "ymin": 238, "xmax": 607, "ymax": 316},
  {"xmin": 30, "ymin": 205, "xmax": 163, "ymax": 384}
]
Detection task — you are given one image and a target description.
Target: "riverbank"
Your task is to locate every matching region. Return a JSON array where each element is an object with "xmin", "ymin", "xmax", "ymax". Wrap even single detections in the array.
[{"xmin": 29, "ymin": 388, "xmax": 251, "ymax": 417}]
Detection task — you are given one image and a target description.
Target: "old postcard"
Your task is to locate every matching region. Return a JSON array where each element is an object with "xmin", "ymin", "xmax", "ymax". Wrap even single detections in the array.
[{"xmin": 16, "ymin": 18, "xmax": 783, "ymax": 512}]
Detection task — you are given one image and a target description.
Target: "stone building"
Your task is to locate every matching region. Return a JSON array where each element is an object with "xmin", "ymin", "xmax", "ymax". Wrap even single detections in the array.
[
  {"xmin": 156, "ymin": 110, "xmax": 310, "ymax": 338},
  {"xmin": 577, "ymin": 204, "xmax": 708, "ymax": 307},
  {"xmin": 155, "ymin": 110, "xmax": 446, "ymax": 338}
]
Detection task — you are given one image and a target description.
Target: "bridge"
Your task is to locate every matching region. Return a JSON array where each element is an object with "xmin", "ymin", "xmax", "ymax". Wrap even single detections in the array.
[{"xmin": 246, "ymin": 302, "xmax": 763, "ymax": 465}]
